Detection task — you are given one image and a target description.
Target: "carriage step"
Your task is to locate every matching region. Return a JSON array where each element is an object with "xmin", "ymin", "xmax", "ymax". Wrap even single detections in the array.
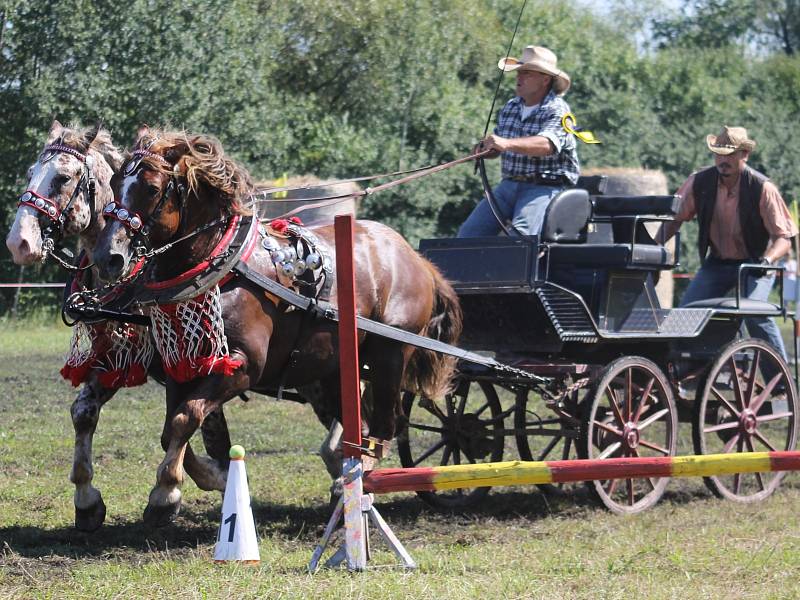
[{"xmin": 535, "ymin": 286, "xmax": 597, "ymax": 343}]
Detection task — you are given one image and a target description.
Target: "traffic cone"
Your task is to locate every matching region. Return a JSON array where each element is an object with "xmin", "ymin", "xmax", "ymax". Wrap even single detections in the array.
[{"xmin": 214, "ymin": 445, "xmax": 260, "ymax": 564}]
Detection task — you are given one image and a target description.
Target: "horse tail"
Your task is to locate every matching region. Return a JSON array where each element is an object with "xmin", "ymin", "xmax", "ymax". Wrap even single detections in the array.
[{"xmin": 403, "ymin": 260, "xmax": 463, "ymax": 399}]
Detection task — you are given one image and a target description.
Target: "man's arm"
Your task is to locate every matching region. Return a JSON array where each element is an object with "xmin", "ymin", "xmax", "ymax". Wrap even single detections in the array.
[
  {"xmin": 763, "ymin": 237, "xmax": 792, "ymax": 264},
  {"xmin": 759, "ymin": 182, "xmax": 798, "ymax": 264},
  {"xmin": 479, "ymin": 133, "xmax": 555, "ymax": 157},
  {"xmin": 658, "ymin": 219, "xmax": 682, "ymax": 244}
]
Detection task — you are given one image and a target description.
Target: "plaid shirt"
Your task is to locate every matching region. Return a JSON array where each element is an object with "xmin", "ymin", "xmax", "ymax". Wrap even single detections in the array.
[{"xmin": 495, "ymin": 92, "xmax": 580, "ymax": 184}]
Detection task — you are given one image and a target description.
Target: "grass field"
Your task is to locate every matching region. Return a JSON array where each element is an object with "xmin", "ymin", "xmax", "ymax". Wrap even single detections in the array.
[{"xmin": 2, "ymin": 321, "xmax": 800, "ymax": 599}]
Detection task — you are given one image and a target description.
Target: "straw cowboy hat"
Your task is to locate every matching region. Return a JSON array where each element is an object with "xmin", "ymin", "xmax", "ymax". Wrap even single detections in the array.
[
  {"xmin": 498, "ymin": 45, "xmax": 571, "ymax": 96},
  {"xmin": 706, "ymin": 126, "xmax": 756, "ymax": 155}
]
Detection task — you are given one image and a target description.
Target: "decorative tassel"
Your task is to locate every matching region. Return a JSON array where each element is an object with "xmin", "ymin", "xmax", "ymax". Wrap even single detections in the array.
[{"xmin": 150, "ymin": 286, "xmax": 242, "ymax": 384}]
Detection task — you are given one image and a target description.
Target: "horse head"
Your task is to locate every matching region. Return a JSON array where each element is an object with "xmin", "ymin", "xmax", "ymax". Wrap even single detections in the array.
[
  {"xmin": 6, "ymin": 120, "xmax": 123, "ymax": 265},
  {"xmin": 93, "ymin": 127, "xmax": 253, "ymax": 282}
]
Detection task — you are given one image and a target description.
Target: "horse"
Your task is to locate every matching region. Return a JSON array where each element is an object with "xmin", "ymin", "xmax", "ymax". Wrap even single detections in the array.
[
  {"xmin": 91, "ymin": 128, "xmax": 462, "ymax": 526},
  {"xmin": 5, "ymin": 122, "xmax": 233, "ymax": 531}
]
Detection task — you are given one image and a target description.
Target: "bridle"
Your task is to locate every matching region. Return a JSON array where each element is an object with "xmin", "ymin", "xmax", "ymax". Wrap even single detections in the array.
[
  {"xmin": 17, "ymin": 143, "xmax": 97, "ymax": 266},
  {"xmin": 103, "ymin": 148, "xmax": 188, "ymax": 258}
]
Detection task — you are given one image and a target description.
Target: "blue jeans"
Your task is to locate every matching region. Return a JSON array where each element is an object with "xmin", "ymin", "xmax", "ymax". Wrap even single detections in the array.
[
  {"xmin": 680, "ymin": 256, "xmax": 788, "ymax": 366},
  {"xmin": 458, "ymin": 179, "xmax": 564, "ymax": 237}
]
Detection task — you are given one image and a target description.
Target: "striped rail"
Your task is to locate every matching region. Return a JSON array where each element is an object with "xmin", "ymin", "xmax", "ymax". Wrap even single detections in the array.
[{"xmin": 363, "ymin": 451, "xmax": 800, "ymax": 494}]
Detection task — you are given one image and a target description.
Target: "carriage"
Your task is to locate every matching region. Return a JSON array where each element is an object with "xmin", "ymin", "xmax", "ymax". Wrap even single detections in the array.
[
  {"xmin": 11, "ymin": 124, "xmax": 798, "ymax": 529},
  {"xmin": 397, "ymin": 175, "xmax": 800, "ymax": 514}
]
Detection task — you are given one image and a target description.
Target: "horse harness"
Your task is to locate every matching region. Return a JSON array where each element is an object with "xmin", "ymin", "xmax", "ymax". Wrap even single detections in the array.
[
  {"xmin": 18, "ymin": 143, "xmax": 98, "ymax": 267},
  {"xmin": 65, "ymin": 197, "xmax": 546, "ymax": 391},
  {"xmin": 101, "ymin": 148, "xmax": 191, "ymax": 259}
]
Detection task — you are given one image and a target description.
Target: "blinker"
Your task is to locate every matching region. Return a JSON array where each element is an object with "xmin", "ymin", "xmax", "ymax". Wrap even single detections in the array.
[{"xmin": 124, "ymin": 159, "xmax": 139, "ymax": 175}]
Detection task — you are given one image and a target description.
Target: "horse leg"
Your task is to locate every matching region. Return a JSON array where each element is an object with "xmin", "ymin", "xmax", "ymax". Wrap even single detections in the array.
[
  {"xmin": 363, "ymin": 339, "xmax": 409, "ymax": 442},
  {"xmin": 201, "ymin": 407, "xmax": 232, "ymax": 468},
  {"xmin": 69, "ymin": 374, "xmax": 118, "ymax": 531},
  {"xmin": 144, "ymin": 377, "xmax": 242, "ymax": 527}
]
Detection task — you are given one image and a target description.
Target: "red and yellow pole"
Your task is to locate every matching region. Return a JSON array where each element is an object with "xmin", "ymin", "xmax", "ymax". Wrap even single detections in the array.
[{"xmin": 363, "ymin": 452, "xmax": 800, "ymax": 494}]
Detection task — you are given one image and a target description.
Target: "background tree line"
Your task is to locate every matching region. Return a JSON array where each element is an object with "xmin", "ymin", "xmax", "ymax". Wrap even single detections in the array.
[{"xmin": 2, "ymin": 0, "xmax": 799, "ymax": 316}]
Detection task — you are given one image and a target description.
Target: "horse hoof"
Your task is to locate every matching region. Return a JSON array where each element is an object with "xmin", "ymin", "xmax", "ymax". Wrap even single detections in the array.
[
  {"xmin": 143, "ymin": 501, "xmax": 181, "ymax": 527},
  {"xmin": 75, "ymin": 498, "xmax": 107, "ymax": 532},
  {"xmin": 329, "ymin": 476, "xmax": 344, "ymax": 499}
]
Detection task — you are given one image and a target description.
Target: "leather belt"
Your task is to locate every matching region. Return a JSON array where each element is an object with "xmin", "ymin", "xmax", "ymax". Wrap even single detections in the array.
[{"xmin": 508, "ymin": 173, "xmax": 568, "ymax": 186}]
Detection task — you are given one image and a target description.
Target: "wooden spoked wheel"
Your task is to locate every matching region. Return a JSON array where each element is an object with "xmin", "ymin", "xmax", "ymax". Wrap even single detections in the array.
[
  {"xmin": 692, "ymin": 339, "xmax": 799, "ymax": 502},
  {"xmin": 581, "ymin": 356, "xmax": 678, "ymax": 514},
  {"xmin": 514, "ymin": 387, "xmax": 581, "ymax": 494},
  {"xmin": 396, "ymin": 380, "xmax": 505, "ymax": 509}
]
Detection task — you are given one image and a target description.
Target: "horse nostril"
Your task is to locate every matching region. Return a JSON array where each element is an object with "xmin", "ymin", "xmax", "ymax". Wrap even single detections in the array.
[{"xmin": 108, "ymin": 253, "xmax": 125, "ymax": 278}]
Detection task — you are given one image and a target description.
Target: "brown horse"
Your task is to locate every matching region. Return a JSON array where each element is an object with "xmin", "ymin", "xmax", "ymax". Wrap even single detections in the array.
[
  {"xmin": 92, "ymin": 128, "xmax": 462, "ymax": 525},
  {"xmin": 5, "ymin": 122, "xmax": 234, "ymax": 531}
]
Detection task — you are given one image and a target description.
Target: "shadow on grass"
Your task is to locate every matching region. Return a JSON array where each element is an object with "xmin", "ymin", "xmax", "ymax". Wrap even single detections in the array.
[{"xmin": 0, "ymin": 480, "xmax": 716, "ymax": 559}]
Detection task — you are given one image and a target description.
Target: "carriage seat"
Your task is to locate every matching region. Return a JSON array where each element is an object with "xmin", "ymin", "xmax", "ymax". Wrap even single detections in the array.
[
  {"xmin": 540, "ymin": 188, "xmax": 592, "ymax": 243},
  {"xmin": 592, "ymin": 195, "xmax": 680, "ymax": 217},
  {"xmin": 541, "ymin": 189, "xmax": 674, "ymax": 269},
  {"xmin": 682, "ymin": 297, "xmax": 781, "ymax": 314},
  {"xmin": 547, "ymin": 242, "xmax": 672, "ymax": 268}
]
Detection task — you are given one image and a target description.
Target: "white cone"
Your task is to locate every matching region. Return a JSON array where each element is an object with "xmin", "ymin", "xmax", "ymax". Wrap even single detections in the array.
[{"xmin": 214, "ymin": 445, "xmax": 260, "ymax": 564}]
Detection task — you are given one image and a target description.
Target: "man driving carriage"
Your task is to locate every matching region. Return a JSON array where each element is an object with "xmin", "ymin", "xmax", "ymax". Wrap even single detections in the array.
[
  {"xmin": 660, "ymin": 126, "xmax": 798, "ymax": 367},
  {"xmin": 458, "ymin": 44, "xmax": 580, "ymax": 237}
]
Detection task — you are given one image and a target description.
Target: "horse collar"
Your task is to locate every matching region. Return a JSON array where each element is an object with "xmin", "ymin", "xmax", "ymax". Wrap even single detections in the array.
[{"xmin": 130, "ymin": 214, "xmax": 259, "ymax": 306}]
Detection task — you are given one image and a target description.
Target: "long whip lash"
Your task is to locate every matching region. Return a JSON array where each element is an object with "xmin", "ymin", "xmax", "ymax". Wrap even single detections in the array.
[{"xmin": 481, "ymin": 0, "xmax": 529, "ymax": 138}]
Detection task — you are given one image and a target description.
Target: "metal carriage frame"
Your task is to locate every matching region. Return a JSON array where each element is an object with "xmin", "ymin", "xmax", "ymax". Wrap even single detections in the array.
[{"xmin": 399, "ymin": 177, "xmax": 800, "ymax": 514}]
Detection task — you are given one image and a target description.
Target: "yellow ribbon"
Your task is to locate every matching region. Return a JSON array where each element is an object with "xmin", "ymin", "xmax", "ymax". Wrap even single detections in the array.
[{"xmin": 561, "ymin": 113, "xmax": 601, "ymax": 144}]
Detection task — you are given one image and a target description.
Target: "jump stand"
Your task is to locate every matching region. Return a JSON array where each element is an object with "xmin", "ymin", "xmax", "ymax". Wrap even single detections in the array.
[
  {"xmin": 308, "ymin": 458, "xmax": 416, "ymax": 571},
  {"xmin": 309, "ymin": 215, "xmax": 415, "ymax": 571}
]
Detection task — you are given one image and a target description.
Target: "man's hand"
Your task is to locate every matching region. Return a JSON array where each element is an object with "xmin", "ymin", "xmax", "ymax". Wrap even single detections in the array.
[{"xmin": 474, "ymin": 134, "xmax": 505, "ymax": 158}]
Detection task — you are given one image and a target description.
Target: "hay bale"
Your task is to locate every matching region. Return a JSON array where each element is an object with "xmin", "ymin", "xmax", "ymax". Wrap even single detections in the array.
[
  {"xmin": 255, "ymin": 175, "xmax": 359, "ymax": 226},
  {"xmin": 582, "ymin": 167, "xmax": 675, "ymax": 307}
]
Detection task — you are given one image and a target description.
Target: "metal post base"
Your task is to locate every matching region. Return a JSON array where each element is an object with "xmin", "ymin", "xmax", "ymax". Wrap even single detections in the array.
[{"xmin": 309, "ymin": 487, "xmax": 416, "ymax": 571}]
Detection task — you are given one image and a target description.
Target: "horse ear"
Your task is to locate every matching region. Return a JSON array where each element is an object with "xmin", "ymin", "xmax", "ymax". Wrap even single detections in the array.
[
  {"xmin": 85, "ymin": 121, "xmax": 102, "ymax": 146},
  {"xmin": 134, "ymin": 124, "xmax": 150, "ymax": 146},
  {"xmin": 46, "ymin": 119, "xmax": 64, "ymax": 143}
]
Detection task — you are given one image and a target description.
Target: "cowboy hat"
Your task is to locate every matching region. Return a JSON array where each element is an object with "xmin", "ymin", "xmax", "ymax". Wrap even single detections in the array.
[
  {"xmin": 498, "ymin": 45, "xmax": 571, "ymax": 96},
  {"xmin": 706, "ymin": 126, "xmax": 756, "ymax": 155}
]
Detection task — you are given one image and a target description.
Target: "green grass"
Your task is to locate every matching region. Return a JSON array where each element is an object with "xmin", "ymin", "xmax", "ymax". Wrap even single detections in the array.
[{"xmin": 2, "ymin": 324, "xmax": 800, "ymax": 599}]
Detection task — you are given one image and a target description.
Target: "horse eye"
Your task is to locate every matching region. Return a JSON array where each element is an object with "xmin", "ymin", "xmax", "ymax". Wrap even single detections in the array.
[
  {"xmin": 54, "ymin": 174, "xmax": 70, "ymax": 186},
  {"xmin": 148, "ymin": 184, "xmax": 161, "ymax": 197}
]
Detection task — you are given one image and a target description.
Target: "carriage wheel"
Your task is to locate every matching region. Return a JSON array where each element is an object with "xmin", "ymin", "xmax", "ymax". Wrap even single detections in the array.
[
  {"xmin": 581, "ymin": 356, "xmax": 678, "ymax": 514},
  {"xmin": 692, "ymin": 338, "xmax": 799, "ymax": 502},
  {"xmin": 514, "ymin": 387, "xmax": 581, "ymax": 494},
  {"xmin": 397, "ymin": 379, "xmax": 505, "ymax": 509}
]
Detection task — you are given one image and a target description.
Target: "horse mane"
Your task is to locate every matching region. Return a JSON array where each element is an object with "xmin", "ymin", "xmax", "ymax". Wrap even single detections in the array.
[
  {"xmin": 58, "ymin": 124, "xmax": 125, "ymax": 172},
  {"xmin": 136, "ymin": 129, "xmax": 254, "ymax": 215}
]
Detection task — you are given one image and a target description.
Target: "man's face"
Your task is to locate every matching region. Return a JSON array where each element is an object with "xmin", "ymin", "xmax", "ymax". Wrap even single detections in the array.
[
  {"xmin": 516, "ymin": 69, "xmax": 552, "ymax": 102},
  {"xmin": 715, "ymin": 149, "xmax": 749, "ymax": 179}
]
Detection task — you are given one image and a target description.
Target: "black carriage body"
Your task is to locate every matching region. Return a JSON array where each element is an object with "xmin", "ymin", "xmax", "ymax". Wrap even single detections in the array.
[
  {"xmin": 407, "ymin": 181, "xmax": 796, "ymax": 514},
  {"xmin": 420, "ymin": 188, "xmax": 780, "ymax": 377}
]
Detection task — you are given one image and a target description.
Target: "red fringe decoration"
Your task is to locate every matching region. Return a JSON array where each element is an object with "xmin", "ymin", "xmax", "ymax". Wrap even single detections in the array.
[
  {"xmin": 61, "ymin": 362, "xmax": 150, "ymax": 389},
  {"xmin": 60, "ymin": 363, "xmax": 93, "ymax": 387},
  {"xmin": 164, "ymin": 355, "xmax": 243, "ymax": 383},
  {"xmin": 269, "ymin": 216, "xmax": 303, "ymax": 234}
]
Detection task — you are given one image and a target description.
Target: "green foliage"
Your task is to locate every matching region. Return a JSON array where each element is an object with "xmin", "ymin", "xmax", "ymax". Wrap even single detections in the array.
[{"xmin": 3, "ymin": 0, "xmax": 800, "ymax": 311}]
